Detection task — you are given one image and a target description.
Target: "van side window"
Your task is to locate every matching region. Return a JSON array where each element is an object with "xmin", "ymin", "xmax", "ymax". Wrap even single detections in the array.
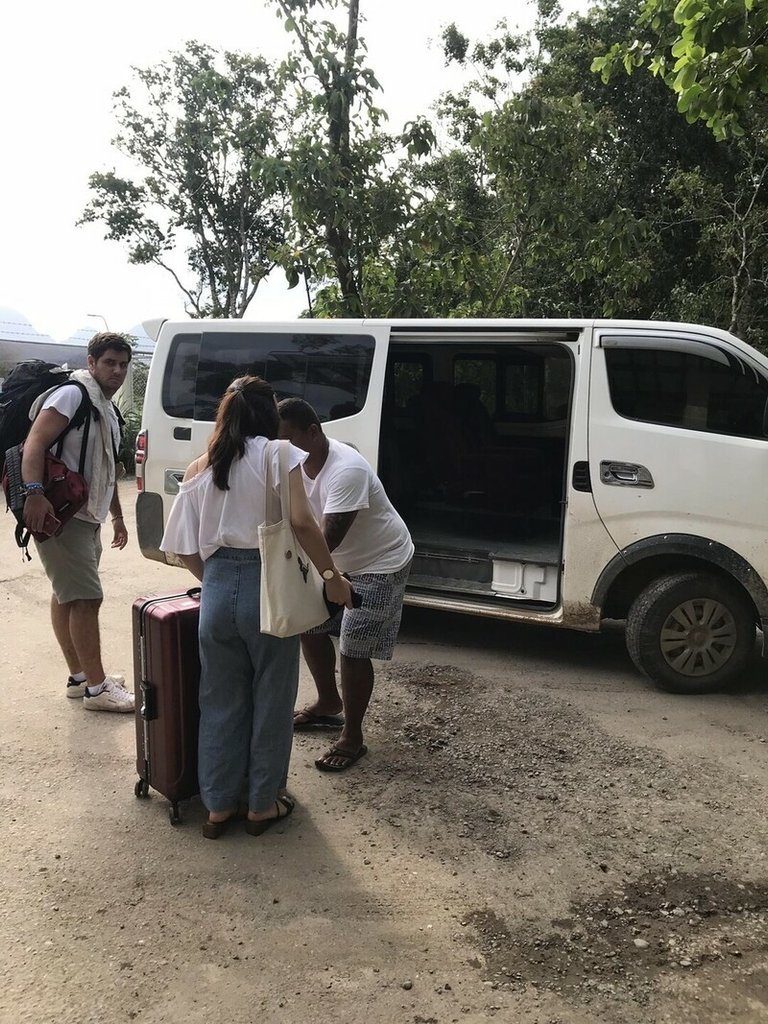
[
  {"xmin": 193, "ymin": 332, "xmax": 375, "ymax": 422},
  {"xmin": 605, "ymin": 344, "xmax": 768, "ymax": 439},
  {"xmin": 454, "ymin": 357, "xmax": 497, "ymax": 414},
  {"xmin": 162, "ymin": 334, "xmax": 201, "ymax": 419},
  {"xmin": 393, "ymin": 358, "xmax": 427, "ymax": 411},
  {"xmin": 450, "ymin": 347, "xmax": 571, "ymax": 424}
]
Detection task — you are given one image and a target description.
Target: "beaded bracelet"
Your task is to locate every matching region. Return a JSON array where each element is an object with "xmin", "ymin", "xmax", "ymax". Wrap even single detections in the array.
[{"xmin": 23, "ymin": 482, "xmax": 45, "ymax": 495}]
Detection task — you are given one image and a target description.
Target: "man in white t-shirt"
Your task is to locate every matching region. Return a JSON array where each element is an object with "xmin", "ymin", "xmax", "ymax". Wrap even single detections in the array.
[
  {"xmin": 21, "ymin": 333, "xmax": 135, "ymax": 713},
  {"xmin": 278, "ymin": 398, "xmax": 414, "ymax": 772}
]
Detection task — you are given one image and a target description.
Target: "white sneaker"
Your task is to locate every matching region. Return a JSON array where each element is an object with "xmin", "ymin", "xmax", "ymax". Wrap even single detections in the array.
[
  {"xmin": 83, "ymin": 677, "xmax": 135, "ymax": 714},
  {"xmin": 66, "ymin": 677, "xmax": 87, "ymax": 699},
  {"xmin": 67, "ymin": 671, "xmax": 125, "ymax": 700}
]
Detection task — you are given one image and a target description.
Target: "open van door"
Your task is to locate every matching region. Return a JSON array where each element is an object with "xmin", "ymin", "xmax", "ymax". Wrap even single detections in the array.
[
  {"xmin": 191, "ymin": 321, "xmax": 391, "ymax": 471},
  {"xmin": 138, "ymin": 320, "xmax": 391, "ymax": 560}
]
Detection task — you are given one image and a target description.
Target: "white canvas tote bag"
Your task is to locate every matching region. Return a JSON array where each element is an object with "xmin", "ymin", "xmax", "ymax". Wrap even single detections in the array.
[{"xmin": 258, "ymin": 439, "xmax": 329, "ymax": 637}]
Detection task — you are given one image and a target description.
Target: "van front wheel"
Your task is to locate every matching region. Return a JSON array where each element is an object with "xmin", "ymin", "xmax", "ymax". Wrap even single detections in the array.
[{"xmin": 625, "ymin": 572, "xmax": 755, "ymax": 694}]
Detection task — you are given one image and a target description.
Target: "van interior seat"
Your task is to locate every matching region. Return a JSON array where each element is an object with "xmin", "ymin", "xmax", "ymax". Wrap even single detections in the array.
[{"xmin": 397, "ymin": 380, "xmax": 564, "ymax": 512}]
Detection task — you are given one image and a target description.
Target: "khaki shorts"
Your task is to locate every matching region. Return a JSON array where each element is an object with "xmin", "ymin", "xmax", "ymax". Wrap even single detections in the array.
[{"xmin": 35, "ymin": 517, "xmax": 103, "ymax": 604}]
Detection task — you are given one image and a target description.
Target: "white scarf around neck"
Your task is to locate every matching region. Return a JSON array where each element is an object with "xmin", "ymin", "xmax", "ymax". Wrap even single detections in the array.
[{"xmin": 70, "ymin": 369, "xmax": 117, "ymax": 520}]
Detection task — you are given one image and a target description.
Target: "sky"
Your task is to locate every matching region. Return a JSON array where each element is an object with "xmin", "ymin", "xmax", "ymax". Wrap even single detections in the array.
[{"xmin": 1, "ymin": 0, "xmax": 587, "ymax": 341}]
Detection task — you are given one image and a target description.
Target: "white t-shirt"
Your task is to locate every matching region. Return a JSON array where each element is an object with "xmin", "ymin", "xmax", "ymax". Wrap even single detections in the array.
[
  {"xmin": 160, "ymin": 437, "xmax": 306, "ymax": 562},
  {"xmin": 41, "ymin": 384, "xmax": 121, "ymax": 524},
  {"xmin": 302, "ymin": 438, "xmax": 414, "ymax": 575}
]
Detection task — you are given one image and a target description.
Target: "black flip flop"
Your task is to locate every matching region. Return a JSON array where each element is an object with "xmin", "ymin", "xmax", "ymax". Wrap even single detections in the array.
[
  {"xmin": 315, "ymin": 744, "xmax": 368, "ymax": 772},
  {"xmin": 293, "ymin": 709, "xmax": 345, "ymax": 731}
]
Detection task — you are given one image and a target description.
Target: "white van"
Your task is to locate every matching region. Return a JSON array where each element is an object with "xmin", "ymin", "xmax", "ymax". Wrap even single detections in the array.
[{"xmin": 135, "ymin": 318, "xmax": 768, "ymax": 695}]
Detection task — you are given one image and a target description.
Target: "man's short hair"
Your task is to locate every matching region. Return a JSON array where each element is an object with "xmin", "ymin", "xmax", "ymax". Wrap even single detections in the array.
[
  {"xmin": 88, "ymin": 332, "xmax": 133, "ymax": 362},
  {"xmin": 278, "ymin": 397, "xmax": 322, "ymax": 431}
]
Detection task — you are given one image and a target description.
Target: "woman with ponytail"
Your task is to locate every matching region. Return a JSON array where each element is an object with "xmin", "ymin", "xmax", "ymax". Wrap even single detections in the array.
[{"xmin": 161, "ymin": 376, "xmax": 352, "ymax": 838}]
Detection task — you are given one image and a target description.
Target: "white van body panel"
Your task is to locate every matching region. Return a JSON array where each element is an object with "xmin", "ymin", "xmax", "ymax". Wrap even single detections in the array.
[
  {"xmin": 140, "ymin": 319, "xmax": 390, "ymax": 504},
  {"xmin": 588, "ymin": 323, "xmax": 768, "ymax": 587}
]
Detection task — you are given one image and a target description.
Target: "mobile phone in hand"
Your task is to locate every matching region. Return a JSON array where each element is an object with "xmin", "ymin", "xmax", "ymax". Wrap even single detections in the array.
[
  {"xmin": 323, "ymin": 575, "xmax": 363, "ymax": 617},
  {"xmin": 40, "ymin": 512, "xmax": 62, "ymax": 537}
]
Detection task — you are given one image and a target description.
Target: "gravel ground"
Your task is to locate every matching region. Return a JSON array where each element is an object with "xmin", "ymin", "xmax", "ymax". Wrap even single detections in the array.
[{"xmin": 2, "ymin": 482, "xmax": 768, "ymax": 1023}]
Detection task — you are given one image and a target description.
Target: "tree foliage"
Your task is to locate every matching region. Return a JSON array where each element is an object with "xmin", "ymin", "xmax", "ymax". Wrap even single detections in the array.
[
  {"xmin": 257, "ymin": 0, "xmax": 435, "ymax": 315},
  {"xmin": 80, "ymin": 42, "xmax": 285, "ymax": 317},
  {"xmin": 80, "ymin": 0, "xmax": 768, "ymax": 346},
  {"xmin": 340, "ymin": 0, "xmax": 768, "ymax": 343},
  {"xmin": 591, "ymin": 0, "xmax": 768, "ymax": 140}
]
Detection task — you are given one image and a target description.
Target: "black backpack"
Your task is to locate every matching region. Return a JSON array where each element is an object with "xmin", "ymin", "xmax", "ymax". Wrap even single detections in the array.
[{"xmin": 0, "ymin": 360, "xmax": 93, "ymax": 478}]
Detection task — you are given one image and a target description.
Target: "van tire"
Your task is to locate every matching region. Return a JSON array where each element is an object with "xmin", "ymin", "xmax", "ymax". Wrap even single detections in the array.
[{"xmin": 625, "ymin": 572, "xmax": 755, "ymax": 694}]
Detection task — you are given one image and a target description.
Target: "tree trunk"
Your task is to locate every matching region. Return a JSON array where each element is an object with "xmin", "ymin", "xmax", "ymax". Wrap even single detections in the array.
[{"xmin": 325, "ymin": 0, "xmax": 364, "ymax": 315}]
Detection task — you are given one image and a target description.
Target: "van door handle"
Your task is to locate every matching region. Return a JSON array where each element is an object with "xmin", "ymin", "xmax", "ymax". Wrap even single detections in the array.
[
  {"xmin": 600, "ymin": 461, "xmax": 654, "ymax": 488},
  {"xmin": 164, "ymin": 470, "xmax": 185, "ymax": 495}
]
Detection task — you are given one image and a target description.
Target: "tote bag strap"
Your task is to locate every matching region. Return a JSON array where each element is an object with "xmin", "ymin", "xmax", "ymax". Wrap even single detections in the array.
[{"xmin": 263, "ymin": 439, "xmax": 292, "ymax": 526}]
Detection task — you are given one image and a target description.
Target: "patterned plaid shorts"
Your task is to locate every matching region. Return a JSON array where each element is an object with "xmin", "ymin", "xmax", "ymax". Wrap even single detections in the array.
[{"xmin": 305, "ymin": 559, "xmax": 412, "ymax": 660}]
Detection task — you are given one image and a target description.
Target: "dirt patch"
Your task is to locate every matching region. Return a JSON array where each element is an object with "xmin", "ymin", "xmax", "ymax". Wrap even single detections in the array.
[
  {"xmin": 294, "ymin": 658, "xmax": 768, "ymax": 1021},
  {"xmin": 467, "ymin": 873, "xmax": 768, "ymax": 1005},
  {"xmin": 5, "ymin": 498, "xmax": 768, "ymax": 1024}
]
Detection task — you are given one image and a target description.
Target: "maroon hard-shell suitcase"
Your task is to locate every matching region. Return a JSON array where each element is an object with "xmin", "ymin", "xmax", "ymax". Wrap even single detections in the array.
[{"xmin": 132, "ymin": 589, "xmax": 201, "ymax": 824}]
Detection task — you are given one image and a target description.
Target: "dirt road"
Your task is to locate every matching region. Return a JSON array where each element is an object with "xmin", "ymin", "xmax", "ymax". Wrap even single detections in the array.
[{"xmin": 2, "ymin": 482, "xmax": 768, "ymax": 1023}]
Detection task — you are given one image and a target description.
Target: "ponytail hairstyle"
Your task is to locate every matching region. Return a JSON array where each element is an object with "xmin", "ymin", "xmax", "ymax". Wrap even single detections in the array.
[{"xmin": 207, "ymin": 375, "xmax": 279, "ymax": 490}]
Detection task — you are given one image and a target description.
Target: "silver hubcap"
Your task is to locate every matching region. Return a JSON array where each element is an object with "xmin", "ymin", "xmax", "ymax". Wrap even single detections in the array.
[{"xmin": 660, "ymin": 598, "xmax": 738, "ymax": 676}]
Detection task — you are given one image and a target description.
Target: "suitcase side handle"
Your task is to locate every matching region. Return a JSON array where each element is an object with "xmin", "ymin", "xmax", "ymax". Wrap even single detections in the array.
[{"xmin": 140, "ymin": 680, "xmax": 156, "ymax": 721}]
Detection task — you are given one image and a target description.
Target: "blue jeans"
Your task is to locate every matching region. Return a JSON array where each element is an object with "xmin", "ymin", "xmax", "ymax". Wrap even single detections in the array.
[{"xmin": 198, "ymin": 548, "xmax": 300, "ymax": 813}]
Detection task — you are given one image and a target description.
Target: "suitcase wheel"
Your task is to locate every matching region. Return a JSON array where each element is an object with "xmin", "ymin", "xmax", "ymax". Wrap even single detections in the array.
[
  {"xmin": 134, "ymin": 778, "xmax": 150, "ymax": 799},
  {"xmin": 169, "ymin": 802, "xmax": 181, "ymax": 826}
]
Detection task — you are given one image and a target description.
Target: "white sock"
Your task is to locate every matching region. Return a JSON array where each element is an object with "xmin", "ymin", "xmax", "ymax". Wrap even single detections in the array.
[
  {"xmin": 86, "ymin": 678, "xmax": 108, "ymax": 696},
  {"xmin": 70, "ymin": 671, "xmax": 87, "ymax": 683}
]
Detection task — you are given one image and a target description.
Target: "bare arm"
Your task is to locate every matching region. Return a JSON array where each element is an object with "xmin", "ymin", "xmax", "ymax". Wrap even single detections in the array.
[
  {"xmin": 21, "ymin": 408, "xmax": 71, "ymax": 532},
  {"xmin": 288, "ymin": 467, "xmax": 353, "ymax": 607},
  {"xmin": 183, "ymin": 453, "xmax": 208, "ymax": 481},
  {"xmin": 109, "ymin": 485, "xmax": 128, "ymax": 550},
  {"xmin": 21, "ymin": 407, "xmax": 69, "ymax": 481},
  {"xmin": 179, "ymin": 553, "xmax": 204, "ymax": 581},
  {"xmin": 173, "ymin": 456, "xmax": 209, "ymax": 579}
]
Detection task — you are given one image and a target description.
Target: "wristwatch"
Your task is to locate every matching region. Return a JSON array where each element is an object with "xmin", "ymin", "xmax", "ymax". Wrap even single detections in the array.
[{"xmin": 321, "ymin": 568, "xmax": 336, "ymax": 581}]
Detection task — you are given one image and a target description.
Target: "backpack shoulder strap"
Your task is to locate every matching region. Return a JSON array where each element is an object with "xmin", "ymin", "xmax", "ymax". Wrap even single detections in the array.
[{"xmin": 47, "ymin": 382, "xmax": 93, "ymax": 472}]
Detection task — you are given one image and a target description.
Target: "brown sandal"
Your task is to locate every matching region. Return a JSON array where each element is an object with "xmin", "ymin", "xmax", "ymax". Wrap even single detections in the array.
[
  {"xmin": 201, "ymin": 803, "xmax": 247, "ymax": 839},
  {"xmin": 245, "ymin": 796, "xmax": 295, "ymax": 836}
]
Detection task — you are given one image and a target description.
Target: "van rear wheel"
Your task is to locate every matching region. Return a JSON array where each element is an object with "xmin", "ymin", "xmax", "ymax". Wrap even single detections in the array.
[{"xmin": 625, "ymin": 572, "xmax": 755, "ymax": 694}]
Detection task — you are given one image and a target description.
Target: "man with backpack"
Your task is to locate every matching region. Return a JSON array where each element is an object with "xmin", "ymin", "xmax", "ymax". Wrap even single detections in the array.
[{"xmin": 20, "ymin": 333, "xmax": 135, "ymax": 713}]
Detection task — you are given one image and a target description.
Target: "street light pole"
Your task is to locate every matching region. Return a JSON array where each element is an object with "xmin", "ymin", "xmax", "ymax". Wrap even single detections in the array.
[{"xmin": 86, "ymin": 313, "xmax": 110, "ymax": 332}]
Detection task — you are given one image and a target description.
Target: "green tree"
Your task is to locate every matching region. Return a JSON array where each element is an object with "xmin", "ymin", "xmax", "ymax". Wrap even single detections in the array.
[
  {"xmin": 258, "ymin": 0, "xmax": 434, "ymax": 315},
  {"xmin": 357, "ymin": 7, "xmax": 661, "ymax": 319},
  {"xmin": 115, "ymin": 358, "xmax": 150, "ymax": 475},
  {"xmin": 591, "ymin": 0, "xmax": 768, "ymax": 140},
  {"xmin": 665, "ymin": 143, "xmax": 768, "ymax": 342},
  {"xmin": 80, "ymin": 42, "xmax": 285, "ymax": 318}
]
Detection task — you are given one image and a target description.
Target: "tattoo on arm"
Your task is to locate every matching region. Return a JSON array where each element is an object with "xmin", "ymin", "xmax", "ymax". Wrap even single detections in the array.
[{"xmin": 323, "ymin": 511, "xmax": 358, "ymax": 552}]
